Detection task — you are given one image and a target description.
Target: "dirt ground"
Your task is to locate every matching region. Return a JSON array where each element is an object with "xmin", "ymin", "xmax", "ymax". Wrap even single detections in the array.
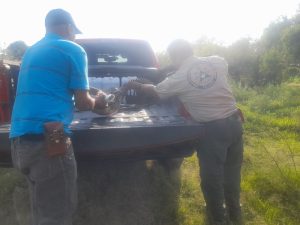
[{"xmin": 10, "ymin": 158, "xmax": 183, "ymax": 225}]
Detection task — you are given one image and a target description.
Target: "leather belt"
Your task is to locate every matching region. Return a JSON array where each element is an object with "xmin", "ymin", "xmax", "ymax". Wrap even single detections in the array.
[{"xmin": 19, "ymin": 134, "xmax": 44, "ymax": 141}]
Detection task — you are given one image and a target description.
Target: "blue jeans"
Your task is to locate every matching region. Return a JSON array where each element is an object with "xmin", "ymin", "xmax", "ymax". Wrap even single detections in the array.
[
  {"xmin": 11, "ymin": 137, "xmax": 77, "ymax": 225},
  {"xmin": 197, "ymin": 113, "xmax": 244, "ymax": 224}
]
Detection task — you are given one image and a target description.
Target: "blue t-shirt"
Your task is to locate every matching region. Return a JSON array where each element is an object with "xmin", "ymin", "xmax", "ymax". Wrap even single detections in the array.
[{"xmin": 10, "ymin": 33, "xmax": 89, "ymax": 138}]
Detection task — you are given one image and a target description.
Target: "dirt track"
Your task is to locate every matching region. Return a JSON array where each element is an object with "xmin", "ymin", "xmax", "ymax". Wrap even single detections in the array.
[{"xmin": 11, "ymin": 159, "xmax": 182, "ymax": 225}]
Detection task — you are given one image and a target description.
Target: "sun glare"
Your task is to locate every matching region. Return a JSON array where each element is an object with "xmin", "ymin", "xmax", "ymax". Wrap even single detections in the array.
[{"xmin": 0, "ymin": 0, "xmax": 299, "ymax": 51}]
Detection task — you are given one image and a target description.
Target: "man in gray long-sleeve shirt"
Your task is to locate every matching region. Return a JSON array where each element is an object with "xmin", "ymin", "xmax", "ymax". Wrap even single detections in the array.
[{"xmin": 123, "ymin": 39, "xmax": 244, "ymax": 225}]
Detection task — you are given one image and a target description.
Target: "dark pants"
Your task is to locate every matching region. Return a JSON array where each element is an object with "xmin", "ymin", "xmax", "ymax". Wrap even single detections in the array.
[
  {"xmin": 11, "ymin": 137, "xmax": 77, "ymax": 225},
  {"xmin": 197, "ymin": 113, "xmax": 243, "ymax": 224}
]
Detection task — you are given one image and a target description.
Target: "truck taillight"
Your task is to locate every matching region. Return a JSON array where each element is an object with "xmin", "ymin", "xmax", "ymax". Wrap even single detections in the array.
[{"xmin": 0, "ymin": 63, "xmax": 11, "ymax": 123}]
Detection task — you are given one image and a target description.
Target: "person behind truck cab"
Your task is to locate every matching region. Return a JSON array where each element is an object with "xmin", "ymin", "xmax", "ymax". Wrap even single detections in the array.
[
  {"xmin": 9, "ymin": 8, "xmax": 108, "ymax": 225},
  {"xmin": 123, "ymin": 39, "xmax": 244, "ymax": 225}
]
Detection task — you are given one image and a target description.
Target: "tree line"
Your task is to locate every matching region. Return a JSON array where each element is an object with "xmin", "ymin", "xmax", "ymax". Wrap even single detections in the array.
[
  {"xmin": 2, "ymin": 9, "xmax": 300, "ymax": 87},
  {"xmin": 158, "ymin": 10, "xmax": 300, "ymax": 87}
]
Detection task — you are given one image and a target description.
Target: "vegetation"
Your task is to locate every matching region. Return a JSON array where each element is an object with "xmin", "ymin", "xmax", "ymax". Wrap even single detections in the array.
[
  {"xmin": 177, "ymin": 82, "xmax": 300, "ymax": 225},
  {"xmin": 1, "ymin": 83, "xmax": 299, "ymax": 225},
  {"xmin": 234, "ymin": 83, "xmax": 300, "ymax": 225},
  {"xmin": 158, "ymin": 10, "xmax": 300, "ymax": 88},
  {"xmin": 0, "ymin": 40, "xmax": 28, "ymax": 61}
]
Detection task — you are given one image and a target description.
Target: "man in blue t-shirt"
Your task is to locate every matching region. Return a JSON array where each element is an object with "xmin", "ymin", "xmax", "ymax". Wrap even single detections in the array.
[{"xmin": 10, "ymin": 9, "xmax": 107, "ymax": 225}]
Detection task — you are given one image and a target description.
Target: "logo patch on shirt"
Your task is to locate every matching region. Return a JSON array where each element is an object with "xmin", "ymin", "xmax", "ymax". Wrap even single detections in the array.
[{"xmin": 187, "ymin": 61, "xmax": 217, "ymax": 89}]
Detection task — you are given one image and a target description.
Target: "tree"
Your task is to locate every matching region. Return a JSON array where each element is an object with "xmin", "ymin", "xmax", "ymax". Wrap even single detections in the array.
[
  {"xmin": 226, "ymin": 38, "xmax": 260, "ymax": 87},
  {"xmin": 260, "ymin": 16, "xmax": 291, "ymax": 51},
  {"xmin": 194, "ymin": 37, "xmax": 227, "ymax": 57},
  {"xmin": 282, "ymin": 24, "xmax": 300, "ymax": 63},
  {"xmin": 259, "ymin": 48, "xmax": 284, "ymax": 85},
  {"xmin": 5, "ymin": 40, "xmax": 28, "ymax": 61},
  {"xmin": 257, "ymin": 16, "xmax": 294, "ymax": 84}
]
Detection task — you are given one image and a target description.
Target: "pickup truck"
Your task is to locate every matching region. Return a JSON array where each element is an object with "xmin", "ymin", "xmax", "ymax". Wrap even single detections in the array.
[{"xmin": 0, "ymin": 38, "xmax": 204, "ymax": 167}]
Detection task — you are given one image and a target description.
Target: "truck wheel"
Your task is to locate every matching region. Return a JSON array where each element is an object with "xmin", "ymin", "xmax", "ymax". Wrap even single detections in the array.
[{"xmin": 157, "ymin": 157, "xmax": 184, "ymax": 172}]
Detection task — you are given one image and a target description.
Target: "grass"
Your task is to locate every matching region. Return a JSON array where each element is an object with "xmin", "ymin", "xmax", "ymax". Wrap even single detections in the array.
[
  {"xmin": 233, "ymin": 82, "xmax": 300, "ymax": 225},
  {"xmin": 173, "ymin": 82, "xmax": 300, "ymax": 225},
  {"xmin": 0, "ymin": 82, "xmax": 299, "ymax": 225}
]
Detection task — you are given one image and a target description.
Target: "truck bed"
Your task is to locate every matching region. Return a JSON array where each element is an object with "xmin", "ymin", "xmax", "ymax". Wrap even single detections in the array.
[{"xmin": 0, "ymin": 103, "xmax": 204, "ymax": 167}]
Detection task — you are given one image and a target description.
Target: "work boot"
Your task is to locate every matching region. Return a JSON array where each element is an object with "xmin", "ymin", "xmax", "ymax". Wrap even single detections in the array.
[
  {"xmin": 230, "ymin": 214, "xmax": 244, "ymax": 225},
  {"xmin": 205, "ymin": 215, "xmax": 228, "ymax": 225},
  {"xmin": 227, "ymin": 205, "xmax": 244, "ymax": 225},
  {"xmin": 204, "ymin": 204, "xmax": 228, "ymax": 225}
]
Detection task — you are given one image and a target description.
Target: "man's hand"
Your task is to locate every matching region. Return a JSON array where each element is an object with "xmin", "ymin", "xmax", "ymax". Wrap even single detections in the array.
[
  {"xmin": 122, "ymin": 80, "xmax": 159, "ymax": 99},
  {"xmin": 74, "ymin": 88, "xmax": 116, "ymax": 114},
  {"xmin": 91, "ymin": 90, "xmax": 121, "ymax": 115},
  {"xmin": 94, "ymin": 93, "xmax": 107, "ymax": 109},
  {"xmin": 89, "ymin": 87, "xmax": 105, "ymax": 97},
  {"xmin": 121, "ymin": 80, "xmax": 143, "ymax": 92},
  {"xmin": 74, "ymin": 90, "xmax": 95, "ymax": 111}
]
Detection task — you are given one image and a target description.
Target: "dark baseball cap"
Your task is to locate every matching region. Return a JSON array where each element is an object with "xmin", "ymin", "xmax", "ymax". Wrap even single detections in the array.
[{"xmin": 45, "ymin": 8, "xmax": 82, "ymax": 34}]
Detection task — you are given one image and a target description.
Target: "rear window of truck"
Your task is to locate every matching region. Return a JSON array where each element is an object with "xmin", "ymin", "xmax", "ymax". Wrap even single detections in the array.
[{"xmin": 77, "ymin": 39, "xmax": 157, "ymax": 68}]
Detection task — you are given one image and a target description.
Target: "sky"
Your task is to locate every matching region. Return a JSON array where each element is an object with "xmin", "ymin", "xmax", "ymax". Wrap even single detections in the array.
[{"xmin": 0, "ymin": 0, "xmax": 299, "ymax": 52}]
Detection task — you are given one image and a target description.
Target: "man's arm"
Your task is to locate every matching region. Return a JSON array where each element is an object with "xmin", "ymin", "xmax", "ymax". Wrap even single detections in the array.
[
  {"xmin": 123, "ymin": 81, "xmax": 160, "ymax": 99},
  {"xmin": 74, "ymin": 90, "xmax": 107, "ymax": 111}
]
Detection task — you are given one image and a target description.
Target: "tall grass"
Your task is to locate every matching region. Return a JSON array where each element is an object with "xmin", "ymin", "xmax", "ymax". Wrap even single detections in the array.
[
  {"xmin": 233, "ymin": 82, "xmax": 300, "ymax": 225},
  {"xmin": 0, "ymin": 82, "xmax": 299, "ymax": 225}
]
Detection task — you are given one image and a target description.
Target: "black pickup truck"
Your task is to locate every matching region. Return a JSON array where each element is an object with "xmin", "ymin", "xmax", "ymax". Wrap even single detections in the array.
[{"xmin": 0, "ymin": 38, "xmax": 204, "ymax": 167}]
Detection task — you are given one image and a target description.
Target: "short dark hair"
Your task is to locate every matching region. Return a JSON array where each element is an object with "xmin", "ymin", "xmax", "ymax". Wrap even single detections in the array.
[
  {"xmin": 167, "ymin": 39, "xmax": 193, "ymax": 58},
  {"xmin": 45, "ymin": 8, "xmax": 82, "ymax": 34}
]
